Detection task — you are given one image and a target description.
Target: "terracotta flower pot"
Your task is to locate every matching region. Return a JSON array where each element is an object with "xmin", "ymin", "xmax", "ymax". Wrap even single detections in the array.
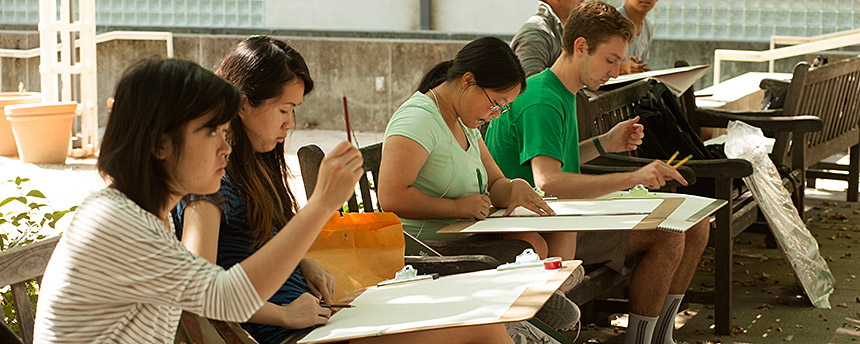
[
  {"xmin": 5, "ymin": 102, "xmax": 78, "ymax": 164},
  {"xmin": 0, "ymin": 92, "xmax": 42, "ymax": 156}
]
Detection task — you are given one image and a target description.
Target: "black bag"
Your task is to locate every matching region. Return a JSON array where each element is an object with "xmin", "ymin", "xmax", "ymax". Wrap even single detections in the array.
[{"xmin": 630, "ymin": 80, "xmax": 723, "ymax": 160}]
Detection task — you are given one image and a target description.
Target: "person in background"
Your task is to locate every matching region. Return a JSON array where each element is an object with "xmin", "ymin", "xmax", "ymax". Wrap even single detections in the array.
[
  {"xmin": 618, "ymin": 0, "xmax": 658, "ymax": 74},
  {"xmin": 511, "ymin": 0, "xmax": 583, "ymax": 77}
]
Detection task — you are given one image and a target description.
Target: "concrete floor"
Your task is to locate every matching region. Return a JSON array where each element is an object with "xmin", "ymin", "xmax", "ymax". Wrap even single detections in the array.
[
  {"xmin": 572, "ymin": 190, "xmax": 860, "ymax": 344},
  {"xmin": 1, "ymin": 129, "xmax": 858, "ymax": 343}
]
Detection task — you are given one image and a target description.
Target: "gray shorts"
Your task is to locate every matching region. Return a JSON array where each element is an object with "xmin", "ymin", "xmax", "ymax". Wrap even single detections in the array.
[{"xmin": 574, "ymin": 231, "xmax": 630, "ymax": 273}]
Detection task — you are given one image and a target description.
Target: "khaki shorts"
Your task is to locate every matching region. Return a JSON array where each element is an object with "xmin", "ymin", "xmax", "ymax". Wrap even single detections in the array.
[{"xmin": 574, "ymin": 231, "xmax": 630, "ymax": 273}]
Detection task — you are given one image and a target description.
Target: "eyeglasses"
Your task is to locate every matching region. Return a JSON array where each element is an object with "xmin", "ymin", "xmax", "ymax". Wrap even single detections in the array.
[{"xmin": 480, "ymin": 87, "xmax": 509, "ymax": 115}]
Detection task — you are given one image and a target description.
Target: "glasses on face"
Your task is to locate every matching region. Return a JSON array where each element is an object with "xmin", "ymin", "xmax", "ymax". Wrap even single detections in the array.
[{"xmin": 480, "ymin": 87, "xmax": 509, "ymax": 115}]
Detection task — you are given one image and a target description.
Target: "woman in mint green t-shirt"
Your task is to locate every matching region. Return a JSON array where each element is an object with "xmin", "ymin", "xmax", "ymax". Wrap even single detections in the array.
[{"xmin": 378, "ymin": 37, "xmax": 576, "ymax": 260}]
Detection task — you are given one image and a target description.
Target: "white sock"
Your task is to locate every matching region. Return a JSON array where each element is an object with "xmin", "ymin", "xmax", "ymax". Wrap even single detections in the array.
[
  {"xmin": 652, "ymin": 294, "xmax": 684, "ymax": 344},
  {"xmin": 625, "ymin": 313, "xmax": 658, "ymax": 344}
]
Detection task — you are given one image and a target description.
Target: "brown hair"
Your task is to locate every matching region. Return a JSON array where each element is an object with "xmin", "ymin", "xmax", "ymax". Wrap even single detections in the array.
[
  {"xmin": 561, "ymin": 1, "xmax": 633, "ymax": 55},
  {"xmin": 99, "ymin": 59, "xmax": 239, "ymax": 215},
  {"xmin": 216, "ymin": 36, "xmax": 313, "ymax": 247}
]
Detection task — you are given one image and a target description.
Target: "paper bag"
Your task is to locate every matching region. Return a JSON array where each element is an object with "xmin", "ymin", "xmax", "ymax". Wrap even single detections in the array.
[{"xmin": 304, "ymin": 211, "xmax": 405, "ymax": 301}]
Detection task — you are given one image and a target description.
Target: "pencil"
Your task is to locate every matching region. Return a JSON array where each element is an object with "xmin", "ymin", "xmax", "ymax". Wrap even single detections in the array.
[
  {"xmin": 342, "ymin": 91, "xmax": 351, "ymax": 144},
  {"xmin": 672, "ymin": 154, "xmax": 692, "ymax": 168},
  {"xmin": 321, "ymin": 304, "xmax": 354, "ymax": 309},
  {"xmin": 666, "ymin": 151, "xmax": 679, "ymax": 164},
  {"xmin": 476, "ymin": 168, "xmax": 484, "ymax": 195}
]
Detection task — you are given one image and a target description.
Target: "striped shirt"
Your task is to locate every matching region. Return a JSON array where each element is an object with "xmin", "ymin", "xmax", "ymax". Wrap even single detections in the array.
[
  {"xmin": 33, "ymin": 188, "xmax": 265, "ymax": 344},
  {"xmin": 175, "ymin": 176, "xmax": 309, "ymax": 344}
]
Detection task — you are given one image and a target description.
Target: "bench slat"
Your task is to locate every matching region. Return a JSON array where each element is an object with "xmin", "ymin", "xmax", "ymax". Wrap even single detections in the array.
[{"xmin": 0, "ymin": 236, "xmax": 60, "ymax": 287}]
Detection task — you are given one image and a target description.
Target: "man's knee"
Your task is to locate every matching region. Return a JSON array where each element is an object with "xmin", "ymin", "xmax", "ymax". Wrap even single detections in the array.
[
  {"xmin": 685, "ymin": 220, "xmax": 710, "ymax": 252},
  {"xmin": 651, "ymin": 232, "xmax": 685, "ymax": 261}
]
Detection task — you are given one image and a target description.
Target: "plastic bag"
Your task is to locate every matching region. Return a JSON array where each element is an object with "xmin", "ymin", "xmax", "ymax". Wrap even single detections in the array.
[{"xmin": 724, "ymin": 120, "xmax": 834, "ymax": 308}]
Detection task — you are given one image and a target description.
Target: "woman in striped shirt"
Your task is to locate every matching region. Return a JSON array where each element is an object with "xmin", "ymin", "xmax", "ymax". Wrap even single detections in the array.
[
  {"xmin": 33, "ymin": 58, "xmax": 365, "ymax": 343},
  {"xmin": 176, "ymin": 36, "xmax": 518, "ymax": 344}
]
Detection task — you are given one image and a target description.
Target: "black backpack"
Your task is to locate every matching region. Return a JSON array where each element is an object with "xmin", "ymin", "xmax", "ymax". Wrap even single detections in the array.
[{"xmin": 630, "ymin": 80, "xmax": 724, "ymax": 160}]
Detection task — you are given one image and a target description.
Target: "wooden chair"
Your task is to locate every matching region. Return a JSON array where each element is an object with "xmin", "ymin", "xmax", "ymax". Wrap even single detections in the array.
[
  {"xmin": 577, "ymin": 73, "xmax": 822, "ymax": 334},
  {"xmin": 297, "ymin": 143, "xmax": 534, "ymax": 274},
  {"xmin": 0, "ymin": 236, "xmax": 60, "ymax": 344}
]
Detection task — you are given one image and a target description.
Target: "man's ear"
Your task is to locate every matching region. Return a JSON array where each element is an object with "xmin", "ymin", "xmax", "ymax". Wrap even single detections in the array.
[
  {"xmin": 573, "ymin": 37, "xmax": 589, "ymax": 57},
  {"xmin": 152, "ymin": 134, "xmax": 171, "ymax": 160},
  {"xmin": 237, "ymin": 94, "xmax": 250, "ymax": 121}
]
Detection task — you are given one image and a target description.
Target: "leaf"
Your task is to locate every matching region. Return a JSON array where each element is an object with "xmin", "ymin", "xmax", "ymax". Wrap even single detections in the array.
[
  {"xmin": 25, "ymin": 190, "xmax": 45, "ymax": 198},
  {"xmin": 14, "ymin": 176, "xmax": 22, "ymax": 185},
  {"xmin": 28, "ymin": 203, "xmax": 46, "ymax": 210}
]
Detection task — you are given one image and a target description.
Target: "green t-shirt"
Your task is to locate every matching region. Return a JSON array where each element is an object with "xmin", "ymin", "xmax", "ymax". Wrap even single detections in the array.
[
  {"xmin": 485, "ymin": 68, "xmax": 580, "ymax": 185},
  {"xmin": 383, "ymin": 91, "xmax": 486, "ymax": 240}
]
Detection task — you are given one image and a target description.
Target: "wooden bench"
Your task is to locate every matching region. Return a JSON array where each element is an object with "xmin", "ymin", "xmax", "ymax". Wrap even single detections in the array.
[
  {"xmin": 0, "ymin": 236, "xmax": 60, "ymax": 344},
  {"xmin": 684, "ymin": 57, "xmax": 860, "ymax": 215},
  {"xmin": 576, "ymin": 76, "xmax": 822, "ymax": 335}
]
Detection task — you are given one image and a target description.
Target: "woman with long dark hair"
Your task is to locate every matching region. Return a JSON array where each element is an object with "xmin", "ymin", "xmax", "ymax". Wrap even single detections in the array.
[
  {"xmin": 33, "ymin": 58, "xmax": 364, "ymax": 343},
  {"xmin": 176, "ymin": 36, "xmax": 516, "ymax": 344}
]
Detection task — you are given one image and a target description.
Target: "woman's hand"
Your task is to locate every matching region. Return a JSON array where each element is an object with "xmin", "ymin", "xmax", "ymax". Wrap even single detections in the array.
[
  {"xmin": 455, "ymin": 193, "xmax": 492, "ymax": 220},
  {"xmin": 503, "ymin": 179, "xmax": 556, "ymax": 217},
  {"xmin": 310, "ymin": 142, "xmax": 364, "ymax": 210},
  {"xmin": 279, "ymin": 293, "xmax": 331, "ymax": 329},
  {"xmin": 299, "ymin": 259, "xmax": 335, "ymax": 305}
]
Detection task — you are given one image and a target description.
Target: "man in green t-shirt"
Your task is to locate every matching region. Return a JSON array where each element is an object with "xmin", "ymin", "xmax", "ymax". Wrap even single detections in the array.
[{"xmin": 486, "ymin": 2, "xmax": 709, "ymax": 344}]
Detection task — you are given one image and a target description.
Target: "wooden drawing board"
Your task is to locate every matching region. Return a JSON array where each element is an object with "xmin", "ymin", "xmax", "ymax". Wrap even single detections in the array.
[
  {"xmin": 436, "ymin": 198, "xmax": 683, "ymax": 235},
  {"xmin": 298, "ymin": 261, "xmax": 581, "ymax": 344}
]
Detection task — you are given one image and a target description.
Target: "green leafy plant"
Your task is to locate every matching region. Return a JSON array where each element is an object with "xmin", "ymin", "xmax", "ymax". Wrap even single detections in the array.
[{"xmin": 0, "ymin": 176, "xmax": 77, "ymax": 337}]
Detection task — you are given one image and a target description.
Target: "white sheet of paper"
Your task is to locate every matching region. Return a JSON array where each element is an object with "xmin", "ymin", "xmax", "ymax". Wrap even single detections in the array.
[
  {"xmin": 601, "ymin": 65, "xmax": 711, "ymax": 96},
  {"xmin": 298, "ymin": 265, "xmax": 563, "ymax": 343},
  {"xmin": 461, "ymin": 214, "xmax": 648, "ymax": 233},
  {"xmin": 488, "ymin": 199, "xmax": 663, "ymax": 217},
  {"xmin": 598, "ymin": 191, "xmax": 725, "ymax": 232}
]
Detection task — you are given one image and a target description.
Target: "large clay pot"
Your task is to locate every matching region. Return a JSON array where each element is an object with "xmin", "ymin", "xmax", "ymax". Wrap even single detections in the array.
[
  {"xmin": 5, "ymin": 102, "xmax": 78, "ymax": 164},
  {"xmin": 0, "ymin": 92, "xmax": 41, "ymax": 156}
]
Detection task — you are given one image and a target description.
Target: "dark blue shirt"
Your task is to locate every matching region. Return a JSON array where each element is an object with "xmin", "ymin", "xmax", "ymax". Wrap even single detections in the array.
[{"xmin": 175, "ymin": 175, "xmax": 309, "ymax": 344}]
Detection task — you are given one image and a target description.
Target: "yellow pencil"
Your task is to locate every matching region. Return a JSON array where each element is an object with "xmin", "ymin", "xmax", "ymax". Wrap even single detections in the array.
[
  {"xmin": 666, "ymin": 151, "xmax": 679, "ymax": 164},
  {"xmin": 672, "ymin": 154, "xmax": 692, "ymax": 168}
]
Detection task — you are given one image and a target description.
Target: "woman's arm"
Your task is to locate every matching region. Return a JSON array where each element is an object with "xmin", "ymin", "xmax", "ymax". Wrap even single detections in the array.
[
  {"xmin": 378, "ymin": 135, "xmax": 490, "ymax": 220},
  {"xmin": 181, "ymin": 201, "xmax": 331, "ymax": 328},
  {"xmin": 479, "ymin": 138, "xmax": 554, "ymax": 216}
]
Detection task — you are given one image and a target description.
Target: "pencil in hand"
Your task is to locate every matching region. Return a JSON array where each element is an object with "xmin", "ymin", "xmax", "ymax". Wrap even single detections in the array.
[
  {"xmin": 666, "ymin": 151, "xmax": 679, "ymax": 164},
  {"xmin": 672, "ymin": 154, "xmax": 692, "ymax": 168},
  {"xmin": 320, "ymin": 304, "xmax": 354, "ymax": 309}
]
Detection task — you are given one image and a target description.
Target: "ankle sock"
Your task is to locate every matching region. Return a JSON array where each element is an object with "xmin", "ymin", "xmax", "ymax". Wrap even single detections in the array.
[
  {"xmin": 652, "ymin": 294, "xmax": 684, "ymax": 344},
  {"xmin": 625, "ymin": 313, "xmax": 657, "ymax": 344}
]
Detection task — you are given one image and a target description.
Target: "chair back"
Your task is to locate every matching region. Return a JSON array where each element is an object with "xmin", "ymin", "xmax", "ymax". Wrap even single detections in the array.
[{"xmin": 298, "ymin": 143, "xmax": 383, "ymax": 213}]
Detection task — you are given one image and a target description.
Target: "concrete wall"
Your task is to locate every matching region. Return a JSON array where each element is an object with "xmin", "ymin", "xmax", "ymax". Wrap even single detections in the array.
[{"xmin": 1, "ymin": 29, "xmax": 855, "ymax": 134}]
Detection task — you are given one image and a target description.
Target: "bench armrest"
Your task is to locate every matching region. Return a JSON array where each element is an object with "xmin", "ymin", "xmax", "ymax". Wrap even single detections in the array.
[
  {"xmin": 590, "ymin": 154, "xmax": 752, "ymax": 179},
  {"xmin": 694, "ymin": 108, "xmax": 823, "ymax": 133}
]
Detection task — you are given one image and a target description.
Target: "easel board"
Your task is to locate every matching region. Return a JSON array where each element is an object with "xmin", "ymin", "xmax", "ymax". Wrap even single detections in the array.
[
  {"xmin": 437, "ymin": 198, "xmax": 682, "ymax": 234},
  {"xmin": 298, "ymin": 261, "xmax": 581, "ymax": 343}
]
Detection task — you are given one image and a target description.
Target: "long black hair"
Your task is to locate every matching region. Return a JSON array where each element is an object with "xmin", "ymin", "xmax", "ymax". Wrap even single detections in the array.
[
  {"xmin": 417, "ymin": 36, "xmax": 526, "ymax": 94},
  {"xmin": 99, "ymin": 59, "xmax": 240, "ymax": 215},
  {"xmin": 215, "ymin": 36, "xmax": 314, "ymax": 247}
]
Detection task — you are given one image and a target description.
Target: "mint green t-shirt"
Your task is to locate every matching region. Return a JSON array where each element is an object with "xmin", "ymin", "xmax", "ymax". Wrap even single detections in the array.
[
  {"xmin": 485, "ymin": 68, "xmax": 580, "ymax": 185},
  {"xmin": 383, "ymin": 91, "xmax": 486, "ymax": 240}
]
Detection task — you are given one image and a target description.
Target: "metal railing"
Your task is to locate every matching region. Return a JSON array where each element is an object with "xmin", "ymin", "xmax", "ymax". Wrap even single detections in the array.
[{"xmin": 713, "ymin": 27, "xmax": 860, "ymax": 84}]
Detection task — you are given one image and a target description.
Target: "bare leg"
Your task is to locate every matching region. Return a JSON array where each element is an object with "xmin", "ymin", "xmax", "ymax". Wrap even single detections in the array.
[
  {"xmin": 350, "ymin": 323, "xmax": 514, "ymax": 344},
  {"xmin": 541, "ymin": 232, "xmax": 576, "ymax": 260},
  {"xmin": 504, "ymin": 232, "xmax": 548, "ymax": 258},
  {"xmin": 625, "ymin": 230, "xmax": 685, "ymax": 316},
  {"xmin": 668, "ymin": 220, "xmax": 709, "ymax": 294}
]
